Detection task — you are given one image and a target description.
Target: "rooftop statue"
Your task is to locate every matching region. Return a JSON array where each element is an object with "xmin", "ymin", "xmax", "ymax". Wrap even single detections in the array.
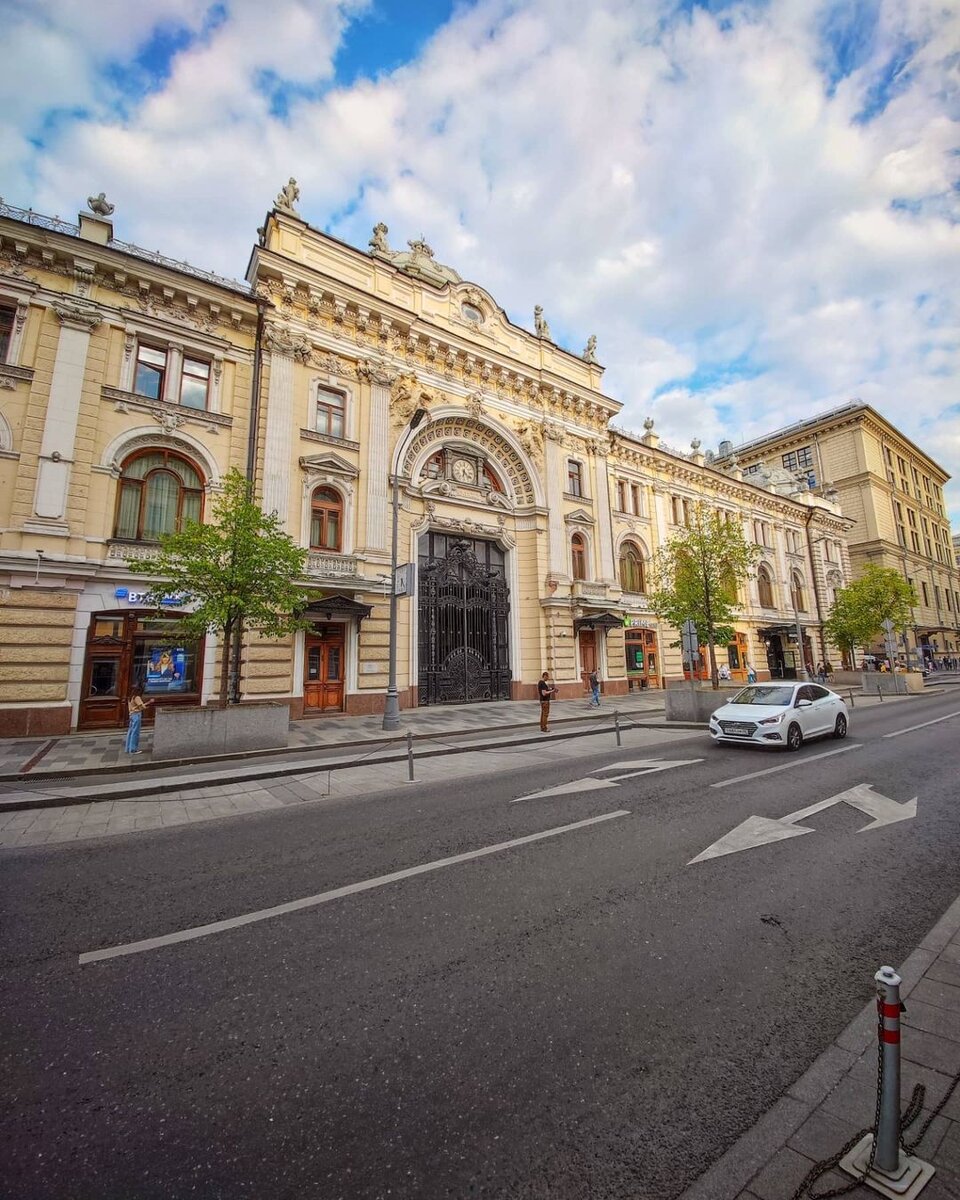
[
  {"xmin": 370, "ymin": 227, "xmax": 461, "ymax": 285},
  {"xmin": 275, "ymin": 177, "xmax": 300, "ymax": 213},
  {"xmin": 86, "ymin": 192, "xmax": 115, "ymax": 216},
  {"xmin": 534, "ymin": 305, "xmax": 552, "ymax": 340},
  {"xmin": 582, "ymin": 334, "xmax": 597, "ymax": 363},
  {"xmin": 369, "ymin": 222, "xmax": 391, "ymax": 254}
]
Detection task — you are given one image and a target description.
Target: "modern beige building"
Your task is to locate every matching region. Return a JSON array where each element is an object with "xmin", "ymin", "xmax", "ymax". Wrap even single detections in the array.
[
  {"xmin": 0, "ymin": 187, "xmax": 852, "ymax": 735},
  {"xmin": 716, "ymin": 402, "xmax": 960, "ymax": 665}
]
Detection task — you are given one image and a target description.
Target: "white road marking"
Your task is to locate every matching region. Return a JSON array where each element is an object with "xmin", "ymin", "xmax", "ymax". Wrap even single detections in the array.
[
  {"xmin": 510, "ymin": 778, "xmax": 620, "ymax": 803},
  {"xmin": 689, "ymin": 783, "xmax": 917, "ymax": 864},
  {"xmin": 881, "ymin": 710, "xmax": 960, "ymax": 739},
  {"xmin": 79, "ymin": 809, "xmax": 632, "ymax": 965},
  {"xmin": 710, "ymin": 744, "xmax": 862, "ymax": 789},
  {"xmin": 512, "ymin": 758, "xmax": 701, "ymax": 802}
]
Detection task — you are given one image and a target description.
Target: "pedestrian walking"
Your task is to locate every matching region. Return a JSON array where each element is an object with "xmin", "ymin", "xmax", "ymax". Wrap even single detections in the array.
[
  {"xmin": 816, "ymin": 662, "xmax": 826, "ymax": 683},
  {"xmin": 746, "ymin": 661, "xmax": 757, "ymax": 684},
  {"xmin": 538, "ymin": 671, "xmax": 557, "ymax": 732},
  {"xmin": 588, "ymin": 668, "xmax": 600, "ymax": 707},
  {"xmin": 125, "ymin": 685, "xmax": 151, "ymax": 754}
]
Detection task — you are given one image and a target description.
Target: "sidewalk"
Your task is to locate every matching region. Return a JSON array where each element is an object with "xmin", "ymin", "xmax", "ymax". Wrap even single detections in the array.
[
  {"xmin": 0, "ymin": 691, "xmax": 669, "ymax": 780},
  {"xmin": 682, "ymin": 896, "xmax": 960, "ymax": 1200}
]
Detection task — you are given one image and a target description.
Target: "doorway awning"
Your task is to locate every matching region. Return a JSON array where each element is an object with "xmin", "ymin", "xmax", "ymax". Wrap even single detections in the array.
[
  {"xmin": 573, "ymin": 611, "xmax": 624, "ymax": 632},
  {"xmin": 303, "ymin": 594, "xmax": 373, "ymax": 621}
]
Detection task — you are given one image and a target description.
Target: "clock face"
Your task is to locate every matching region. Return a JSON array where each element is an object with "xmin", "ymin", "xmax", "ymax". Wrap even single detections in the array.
[{"xmin": 452, "ymin": 458, "xmax": 476, "ymax": 483}]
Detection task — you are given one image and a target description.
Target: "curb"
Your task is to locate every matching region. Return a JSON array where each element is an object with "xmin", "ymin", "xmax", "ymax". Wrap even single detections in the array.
[
  {"xmin": 0, "ymin": 703, "xmax": 671, "ymax": 786},
  {"xmin": 679, "ymin": 892, "xmax": 960, "ymax": 1198},
  {"xmin": 0, "ymin": 716, "xmax": 707, "ymax": 812}
]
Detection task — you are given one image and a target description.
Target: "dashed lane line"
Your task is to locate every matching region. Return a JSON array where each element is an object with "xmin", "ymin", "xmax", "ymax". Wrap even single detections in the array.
[
  {"xmin": 881, "ymin": 710, "xmax": 960, "ymax": 739},
  {"xmin": 79, "ymin": 809, "xmax": 632, "ymax": 966},
  {"xmin": 710, "ymin": 743, "xmax": 863, "ymax": 789}
]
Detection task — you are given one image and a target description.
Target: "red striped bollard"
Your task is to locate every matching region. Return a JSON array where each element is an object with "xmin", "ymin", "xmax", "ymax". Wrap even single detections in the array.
[{"xmin": 874, "ymin": 965, "xmax": 902, "ymax": 1174}]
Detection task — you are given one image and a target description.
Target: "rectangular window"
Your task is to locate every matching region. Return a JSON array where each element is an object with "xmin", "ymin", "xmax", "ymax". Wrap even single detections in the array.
[
  {"xmin": 782, "ymin": 446, "xmax": 813, "ymax": 472},
  {"xmin": 907, "ymin": 510, "xmax": 917, "ymax": 527},
  {"xmin": 934, "ymin": 585, "xmax": 941, "ymax": 607},
  {"xmin": 911, "ymin": 531, "xmax": 921, "ymax": 553},
  {"xmin": 133, "ymin": 344, "xmax": 167, "ymax": 400},
  {"xmin": 316, "ymin": 387, "xmax": 346, "ymax": 438},
  {"xmin": 921, "ymin": 582, "xmax": 929, "ymax": 605},
  {"xmin": 631, "ymin": 484, "xmax": 640, "ymax": 515},
  {"xmin": 0, "ymin": 306, "xmax": 14, "ymax": 362},
  {"xmin": 743, "ymin": 463, "xmax": 761, "ymax": 476},
  {"xmin": 566, "ymin": 460, "xmax": 583, "ymax": 497},
  {"xmin": 616, "ymin": 481, "xmax": 626, "ymax": 511},
  {"xmin": 179, "ymin": 356, "xmax": 210, "ymax": 410}
]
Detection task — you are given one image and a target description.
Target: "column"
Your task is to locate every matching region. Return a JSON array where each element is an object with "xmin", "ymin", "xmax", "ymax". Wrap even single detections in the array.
[
  {"xmin": 544, "ymin": 425, "xmax": 567, "ymax": 574},
  {"xmin": 262, "ymin": 350, "xmax": 295, "ymax": 528},
  {"xmin": 591, "ymin": 443, "xmax": 615, "ymax": 581},
  {"xmin": 360, "ymin": 363, "xmax": 395, "ymax": 556},
  {"xmin": 30, "ymin": 302, "xmax": 101, "ymax": 530}
]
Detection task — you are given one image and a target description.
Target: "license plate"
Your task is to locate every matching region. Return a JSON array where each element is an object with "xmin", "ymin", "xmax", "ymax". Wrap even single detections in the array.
[{"xmin": 725, "ymin": 724, "xmax": 751, "ymax": 736}]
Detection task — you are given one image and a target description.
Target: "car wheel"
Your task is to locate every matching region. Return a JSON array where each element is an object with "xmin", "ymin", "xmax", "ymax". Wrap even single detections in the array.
[
  {"xmin": 833, "ymin": 713, "xmax": 847, "ymax": 740},
  {"xmin": 786, "ymin": 722, "xmax": 803, "ymax": 752}
]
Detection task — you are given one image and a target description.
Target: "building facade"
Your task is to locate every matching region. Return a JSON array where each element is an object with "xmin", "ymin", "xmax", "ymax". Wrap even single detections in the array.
[
  {"xmin": 716, "ymin": 403, "xmax": 960, "ymax": 666},
  {"xmin": 1, "ymin": 188, "xmax": 855, "ymax": 734}
]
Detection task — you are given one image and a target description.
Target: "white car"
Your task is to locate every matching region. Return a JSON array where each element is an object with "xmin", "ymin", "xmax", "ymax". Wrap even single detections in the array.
[{"xmin": 708, "ymin": 682, "xmax": 849, "ymax": 751}]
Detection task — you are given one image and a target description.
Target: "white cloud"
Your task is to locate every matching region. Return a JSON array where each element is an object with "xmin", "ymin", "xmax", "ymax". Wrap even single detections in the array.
[{"xmin": 4, "ymin": 0, "xmax": 960, "ymax": 520}]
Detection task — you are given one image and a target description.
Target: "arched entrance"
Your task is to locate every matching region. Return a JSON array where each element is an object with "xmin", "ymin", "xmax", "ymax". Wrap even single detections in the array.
[{"xmin": 417, "ymin": 534, "xmax": 511, "ymax": 705}]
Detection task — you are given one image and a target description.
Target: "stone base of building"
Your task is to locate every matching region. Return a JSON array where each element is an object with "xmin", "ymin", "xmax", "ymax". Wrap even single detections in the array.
[
  {"xmin": 153, "ymin": 702, "xmax": 290, "ymax": 760},
  {"xmin": 0, "ymin": 705, "xmax": 73, "ymax": 738}
]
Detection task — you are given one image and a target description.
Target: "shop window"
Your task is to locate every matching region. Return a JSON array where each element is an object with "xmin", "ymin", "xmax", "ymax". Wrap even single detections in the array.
[
  {"xmin": 114, "ymin": 449, "xmax": 204, "ymax": 541},
  {"xmin": 310, "ymin": 486, "xmax": 342, "ymax": 551},
  {"xmin": 757, "ymin": 564, "xmax": 775, "ymax": 608},
  {"xmin": 618, "ymin": 542, "xmax": 646, "ymax": 593},
  {"xmin": 567, "ymin": 460, "xmax": 583, "ymax": 498},
  {"xmin": 571, "ymin": 533, "xmax": 587, "ymax": 580},
  {"xmin": 316, "ymin": 386, "xmax": 346, "ymax": 438}
]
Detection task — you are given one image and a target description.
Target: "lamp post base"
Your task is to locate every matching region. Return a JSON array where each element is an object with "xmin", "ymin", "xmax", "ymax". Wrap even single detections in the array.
[
  {"xmin": 382, "ymin": 690, "xmax": 401, "ymax": 731},
  {"xmin": 840, "ymin": 1135, "xmax": 935, "ymax": 1199}
]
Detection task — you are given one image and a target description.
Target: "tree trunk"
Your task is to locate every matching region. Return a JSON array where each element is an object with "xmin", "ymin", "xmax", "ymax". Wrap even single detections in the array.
[
  {"xmin": 707, "ymin": 634, "xmax": 719, "ymax": 689},
  {"xmin": 218, "ymin": 620, "xmax": 233, "ymax": 708}
]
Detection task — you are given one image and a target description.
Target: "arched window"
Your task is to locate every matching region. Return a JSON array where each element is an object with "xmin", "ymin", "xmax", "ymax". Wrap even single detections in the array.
[
  {"xmin": 757, "ymin": 564, "xmax": 775, "ymax": 608},
  {"xmin": 310, "ymin": 487, "xmax": 342, "ymax": 551},
  {"xmin": 720, "ymin": 561, "xmax": 738, "ymax": 605},
  {"xmin": 618, "ymin": 542, "xmax": 646, "ymax": 594},
  {"xmin": 114, "ymin": 449, "xmax": 203, "ymax": 541},
  {"xmin": 571, "ymin": 533, "xmax": 587, "ymax": 581},
  {"xmin": 791, "ymin": 571, "xmax": 807, "ymax": 612}
]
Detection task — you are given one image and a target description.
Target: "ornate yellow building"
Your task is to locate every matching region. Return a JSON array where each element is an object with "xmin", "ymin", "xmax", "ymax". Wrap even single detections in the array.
[
  {"xmin": 717, "ymin": 403, "xmax": 960, "ymax": 665},
  {"xmin": 0, "ymin": 186, "xmax": 854, "ymax": 734}
]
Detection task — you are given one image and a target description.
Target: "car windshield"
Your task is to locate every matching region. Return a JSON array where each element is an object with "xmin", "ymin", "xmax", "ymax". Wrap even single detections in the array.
[{"xmin": 730, "ymin": 685, "xmax": 795, "ymax": 706}]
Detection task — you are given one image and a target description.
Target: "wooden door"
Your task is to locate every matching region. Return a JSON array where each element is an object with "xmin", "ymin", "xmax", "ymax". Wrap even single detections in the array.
[
  {"xmin": 303, "ymin": 626, "xmax": 345, "ymax": 712},
  {"xmin": 579, "ymin": 629, "xmax": 597, "ymax": 689}
]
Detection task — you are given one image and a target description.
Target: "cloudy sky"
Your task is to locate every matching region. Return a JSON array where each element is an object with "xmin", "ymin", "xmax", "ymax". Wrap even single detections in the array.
[{"xmin": 4, "ymin": 0, "xmax": 960, "ymax": 518}]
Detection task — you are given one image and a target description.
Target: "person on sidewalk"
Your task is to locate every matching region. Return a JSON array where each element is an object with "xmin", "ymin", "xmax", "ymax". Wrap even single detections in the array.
[
  {"xmin": 588, "ymin": 668, "xmax": 600, "ymax": 707},
  {"xmin": 125, "ymin": 686, "xmax": 151, "ymax": 754},
  {"xmin": 746, "ymin": 661, "xmax": 757, "ymax": 684},
  {"xmin": 538, "ymin": 671, "xmax": 557, "ymax": 732}
]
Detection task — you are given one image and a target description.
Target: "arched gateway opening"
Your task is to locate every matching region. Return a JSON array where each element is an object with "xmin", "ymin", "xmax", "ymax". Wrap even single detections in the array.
[{"xmin": 417, "ymin": 533, "xmax": 511, "ymax": 704}]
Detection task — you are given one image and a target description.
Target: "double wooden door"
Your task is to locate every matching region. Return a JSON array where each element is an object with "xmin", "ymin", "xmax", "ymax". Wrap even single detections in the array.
[{"xmin": 303, "ymin": 625, "xmax": 345, "ymax": 712}]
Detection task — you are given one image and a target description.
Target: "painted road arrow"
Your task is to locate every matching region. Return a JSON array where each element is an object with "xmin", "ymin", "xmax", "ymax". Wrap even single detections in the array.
[
  {"xmin": 513, "ymin": 759, "xmax": 702, "ymax": 803},
  {"xmin": 688, "ymin": 783, "xmax": 918, "ymax": 865}
]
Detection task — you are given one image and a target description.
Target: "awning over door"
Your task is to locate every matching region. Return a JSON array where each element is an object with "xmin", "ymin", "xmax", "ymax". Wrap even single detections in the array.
[
  {"xmin": 573, "ymin": 611, "xmax": 625, "ymax": 632},
  {"xmin": 303, "ymin": 594, "xmax": 373, "ymax": 621}
]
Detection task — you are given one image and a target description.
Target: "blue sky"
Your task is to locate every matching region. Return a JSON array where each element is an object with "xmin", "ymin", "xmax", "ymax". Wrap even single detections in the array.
[{"xmin": 3, "ymin": 0, "xmax": 959, "ymax": 519}]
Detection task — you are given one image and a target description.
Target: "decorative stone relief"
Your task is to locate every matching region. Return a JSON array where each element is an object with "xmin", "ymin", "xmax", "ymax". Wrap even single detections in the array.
[
  {"xmin": 153, "ymin": 409, "xmax": 188, "ymax": 435},
  {"xmin": 465, "ymin": 392, "xmax": 485, "ymax": 420},
  {"xmin": 404, "ymin": 415, "xmax": 537, "ymax": 507},
  {"xmin": 358, "ymin": 358, "xmax": 397, "ymax": 386},
  {"xmin": 512, "ymin": 420, "xmax": 543, "ymax": 460},
  {"xmin": 53, "ymin": 302, "xmax": 102, "ymax": 331},
  {"xmin": 263, "ymin": 323, "xmax": 311, "ymax": 363}
]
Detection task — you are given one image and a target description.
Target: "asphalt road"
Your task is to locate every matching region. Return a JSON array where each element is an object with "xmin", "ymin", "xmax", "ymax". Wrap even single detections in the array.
[{"xmin": 3, "ymin": 692, "xmax": 959, "ymax": 1199}]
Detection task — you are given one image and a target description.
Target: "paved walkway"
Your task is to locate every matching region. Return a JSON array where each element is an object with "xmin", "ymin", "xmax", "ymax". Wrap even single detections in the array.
[
  {"xmin": 0, "ymin": 690, "xmax": 668, "ymax": 779},
  {"xmin": 682, "ymin": 896, "xmax": 960, "ymax": 1199}
]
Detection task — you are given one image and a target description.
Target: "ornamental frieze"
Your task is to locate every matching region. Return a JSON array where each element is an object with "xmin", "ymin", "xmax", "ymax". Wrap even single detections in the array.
[{"xmin": 404, "ymin": 415, "xmax": 537, "ymax": 507}]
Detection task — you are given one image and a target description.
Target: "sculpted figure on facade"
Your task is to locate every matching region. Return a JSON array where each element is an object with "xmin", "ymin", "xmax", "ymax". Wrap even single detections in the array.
[
  {"xmin": 512, "ymin": 419, "xmax": 543, "ymax": 461},
  {"xmin": 86, "ymin": 192, "xmax": 115, "ymax": 216},
  {"xmin": 390, "ymin": 374, "xmax": 431, "ymax": 427},
  {"xmin": 263, "ymin": 321, "xmax": 311, "ymax": 363},
  {"xmin": 466, "ymin": 392, "xmax": 485, "ymax": 420},
  {"xmin": 533, "ymin": 305, "xmax": 552, "ymax": 340},
  {"xmin": 275, "ymin": 178, "xmax": 301, "ymax": 214},
  {"xmin": 358, "ymin": 358, "xmax": 397, "ymax": 387},
  {"xmin": 582, "ymin": 334, "xmax": 598, "ymax": 363},
  {"xmin": 368, "ymin": 222, "xmax": 391, "ymax": 254}
]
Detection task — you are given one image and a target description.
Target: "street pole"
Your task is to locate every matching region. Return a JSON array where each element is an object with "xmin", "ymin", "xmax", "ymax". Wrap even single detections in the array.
[
  {"xmin": 382, "ymin": 408, "xmax": 428, "ymax": 732},
  {"xmin": 794, "ymin": 605, "xmax": 810, "ymax": 681}
]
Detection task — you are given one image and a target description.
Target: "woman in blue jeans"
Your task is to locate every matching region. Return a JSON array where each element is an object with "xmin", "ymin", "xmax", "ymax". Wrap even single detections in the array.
[{"xmin": 125, "ymin": 686, "xmax": 150, "ymax": 753}]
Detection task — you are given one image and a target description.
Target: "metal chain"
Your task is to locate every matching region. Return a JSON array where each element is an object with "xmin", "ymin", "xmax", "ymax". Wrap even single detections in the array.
[{"xmin": 789, "ymin": 1000, "xmax": 960, "ymax": 1200}]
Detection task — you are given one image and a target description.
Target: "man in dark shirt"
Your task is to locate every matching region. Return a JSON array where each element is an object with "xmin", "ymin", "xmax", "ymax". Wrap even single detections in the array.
[{"xmin": 538, "ymin": 671, "xmax": 557, "ymax": 732}]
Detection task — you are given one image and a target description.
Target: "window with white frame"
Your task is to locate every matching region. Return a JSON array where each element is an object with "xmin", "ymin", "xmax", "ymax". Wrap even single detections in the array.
[
  {"xmin": 567, "ymin": 460, "xmax": 584, "ymax": 498},
  {"xmin": 132, "ymin": 341, "xmax": 213, "ymax": 410},
  {"xmin": 0, "ymin": 305, "xmax": 15, "ymax": 362},
  {"xmin": 316, "ymin": 386, "xmax": 346, "ymax": 438}
]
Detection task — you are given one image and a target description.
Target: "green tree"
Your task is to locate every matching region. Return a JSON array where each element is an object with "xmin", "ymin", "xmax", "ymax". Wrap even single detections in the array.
[
  {"xmin": 129, "ymin": 468, "xmax": 311, "ymax": 705},
  {"xmin": 649, "ymin": 505, "xmax": 761, "ymax": 689},
  {"xmin": 823, "ymin": 564, "xmax": 917, "ymax": 668}
]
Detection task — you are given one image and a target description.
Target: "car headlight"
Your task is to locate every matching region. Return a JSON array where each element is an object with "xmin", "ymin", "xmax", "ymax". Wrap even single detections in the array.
[{"xmin": 758, "ymin": 714, "xmax": 784, "ymax": 725}]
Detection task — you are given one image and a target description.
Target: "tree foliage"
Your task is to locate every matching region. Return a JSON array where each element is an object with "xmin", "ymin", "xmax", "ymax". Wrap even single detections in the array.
[
  {"xmin": 129, "ymin": 468, "xmax": 311, "ymax": 704},
  {"xmin": 823, "ymin": 564, "xmax": 917, "ymax": 666},
  {"xmin": 649, "ymin": 505, "xmax": 761, "ymax": 688}
]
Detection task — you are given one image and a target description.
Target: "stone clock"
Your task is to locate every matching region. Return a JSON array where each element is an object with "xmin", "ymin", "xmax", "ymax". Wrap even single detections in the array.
[{"xmin": 452, "ymin": 457, "xmax": 476, "ymax": 483}]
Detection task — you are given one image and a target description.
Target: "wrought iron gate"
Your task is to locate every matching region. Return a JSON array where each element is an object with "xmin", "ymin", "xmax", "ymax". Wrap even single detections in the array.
[{"xmin": 418, "ymin": 538, "xmax": 511, "ymax": 704}]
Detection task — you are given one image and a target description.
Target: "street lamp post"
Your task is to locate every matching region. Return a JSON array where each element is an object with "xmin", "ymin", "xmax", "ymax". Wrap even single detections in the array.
[{"xmin": 383, "ymin": 407, "xmax": 428, "ymax": 731}]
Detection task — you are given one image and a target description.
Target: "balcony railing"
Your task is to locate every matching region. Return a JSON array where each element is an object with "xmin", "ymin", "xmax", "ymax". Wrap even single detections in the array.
[{"xmin": 305, "ymin": 552, "xmax": 359, "ymax": 578}]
